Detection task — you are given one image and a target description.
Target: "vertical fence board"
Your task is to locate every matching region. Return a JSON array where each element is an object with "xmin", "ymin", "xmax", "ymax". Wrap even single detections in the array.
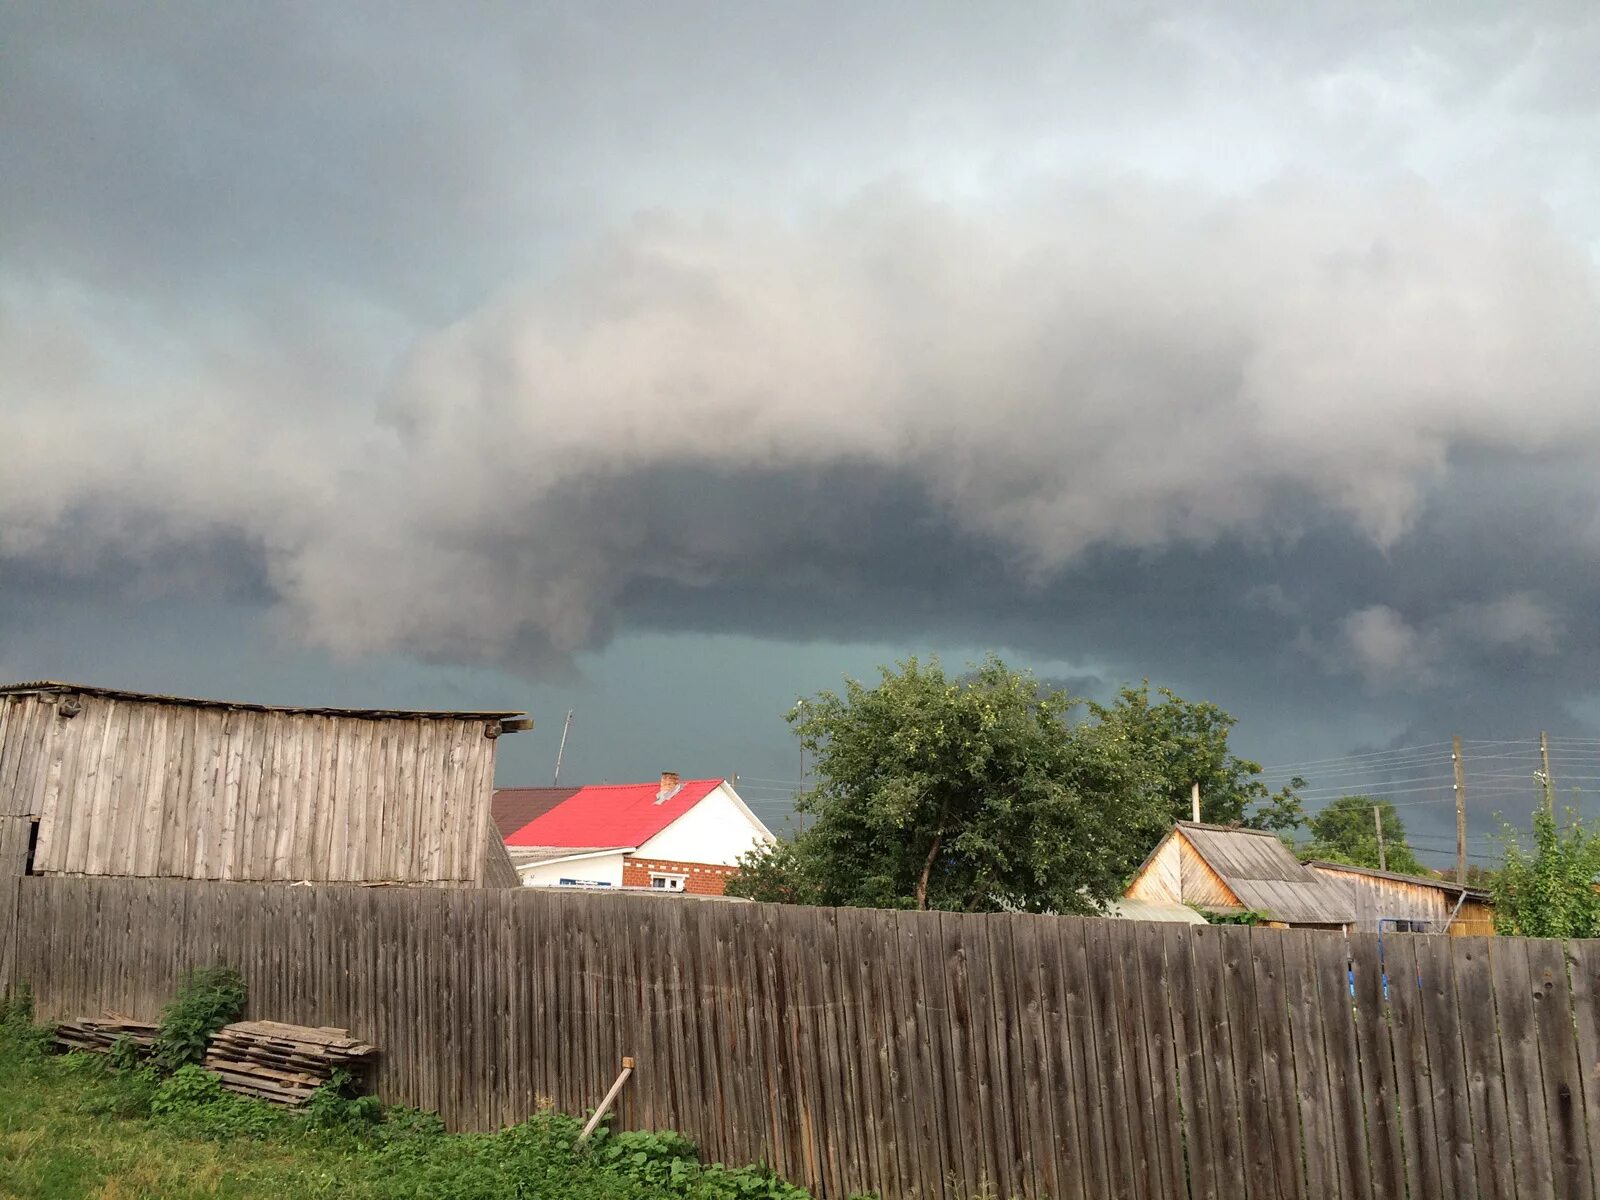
[
  {"xmin": 1385, "ymin": 935, "xmax": 1446, "ymax": 1200},
  {"xmin": 1528, "ymin": 938, "xmax": 1595, "ymax": 1200},
  {"xmin": 1413, "ymin": 933, "xmax": 1481, "ymax": 1200},
  {"xmin": 1281, "ymin": 929, "xmax": 1343, "ymax": 1200},
  {"xmin": 1567, "ymin": 938, "xmax": 1600, "ymax": 1200},
  {"xmin": 1451, "ymin": 936, "xmax": 1518, "ymax": 1200},
  {"xmin": 1083, "ymin": 917, "xmax": 1138, "ymax": 1200},
  {"xmin": 1493, "ymin": 936, "xmax": 1558, "ymax": 1200},
  {"xmin": 1310, "ymin": 931, "xmax": 1374, "ymax": 1200}
]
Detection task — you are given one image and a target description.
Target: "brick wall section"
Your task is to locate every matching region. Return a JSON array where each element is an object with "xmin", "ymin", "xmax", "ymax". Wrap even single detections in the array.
[{"xmin": 623, "ymin": 857, "xmax": 736, "ymax": 896}]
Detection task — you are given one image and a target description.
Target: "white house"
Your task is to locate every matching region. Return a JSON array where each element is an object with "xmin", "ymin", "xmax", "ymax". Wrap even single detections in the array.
[{"xmin": 500, "ymin": 772, "xmax": 774, "ymax": 894}]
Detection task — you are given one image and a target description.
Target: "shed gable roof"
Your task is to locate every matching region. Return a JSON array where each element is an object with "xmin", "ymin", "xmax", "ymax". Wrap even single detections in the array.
[
  {"xmin": 1176, "ymin": 822, "xmax": 1355, "ymax": 925},
  {"xmin": 0, "ymin": 680, "xmax": 524, "ymax": 721}
]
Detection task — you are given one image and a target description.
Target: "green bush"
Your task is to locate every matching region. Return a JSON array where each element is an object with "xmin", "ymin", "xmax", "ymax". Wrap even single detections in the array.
[
  {"xmin": 151, "ymin": 1063, "xmax": 293, "ymax": 1140},
  {"xmin": 0, "ymin": 982, "xmax": 51, "ymax": 1061},
  {"xmin": 152, "ymin": 965, "xmax": 247, "ymax": 1071}
]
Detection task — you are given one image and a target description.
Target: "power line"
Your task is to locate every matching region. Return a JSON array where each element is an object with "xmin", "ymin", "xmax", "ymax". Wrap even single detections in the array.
[{"xmin": 1259, "ymin": 742, "xmax": 1454, "ymax": 771}]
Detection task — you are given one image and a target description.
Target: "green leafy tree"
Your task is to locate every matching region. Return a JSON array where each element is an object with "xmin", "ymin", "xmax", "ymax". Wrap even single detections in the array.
[
  {"xmin": 1088, "ymin": 683, "xmax": 1304, "ymax": 831},
  {"xmin": 1493, "ymin": 806, "xmax": 1600, "ymax": 938},
  {"xmin": 727, "ymin": 657, "xmax": 1167, "ymax": 914},
  {"xmin": 1302, "ymin": 796, "xmax": 1425, "ymax": 875}
]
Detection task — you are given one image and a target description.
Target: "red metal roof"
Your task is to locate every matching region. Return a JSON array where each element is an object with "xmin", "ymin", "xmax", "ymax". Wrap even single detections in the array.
[
  {"xmin": 504, "ymin": 778, "xmax": 723, "ymax": 848},
  {"xmin": 491, "ymin": 787, "xmax": 580, "ymax": 839}
]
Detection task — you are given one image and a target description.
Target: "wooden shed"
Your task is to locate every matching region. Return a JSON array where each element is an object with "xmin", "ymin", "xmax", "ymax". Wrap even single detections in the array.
[
  {"xmin": 1123, "ymin": 821, "xmax": 1355, "ymax": 930},
  {"xmin": 1308, "ymin": 860, "xmax": 1496, "ymax": 936},
  {"xmin": 0, "ymin": 681, "xmax": 529, "ymax": 888}
]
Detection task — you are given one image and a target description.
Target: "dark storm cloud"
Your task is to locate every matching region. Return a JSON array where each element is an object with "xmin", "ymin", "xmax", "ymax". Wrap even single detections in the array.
[{"xmin": 4, "ymin": 0, "xmax": 1600, "ymax": 776}]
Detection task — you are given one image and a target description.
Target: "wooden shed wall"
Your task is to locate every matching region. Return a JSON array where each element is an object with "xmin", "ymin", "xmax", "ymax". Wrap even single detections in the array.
[
  {"xmin": 0, "ymin": 691, "xmax": 500, "ymax": 886},
  {"xmin": 1125, "ymin": 834, "xmax": 1182, "ymax": 903},
  {"xmin": 1309, "ymin": 864, "xmax": 1495, "ymax": 933}
]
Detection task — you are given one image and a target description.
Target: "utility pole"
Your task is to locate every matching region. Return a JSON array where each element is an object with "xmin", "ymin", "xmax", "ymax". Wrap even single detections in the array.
[
  {"xmin": 796, "ymin": 699, "xmax": 807, "ymax": 784},
  {"xmin": 1452, "ymin": 735, "xmax": 1467, "ymax": 882},
  {"xmin": 1540, "ymin": 730, "xmax": 1554, "ymax": 813},
  {"xmin": 551, "ymin": 710, "xmax": 574, "ymax": 786},
  {"xmin": 1374, "ymin": 804, "xmax": 1387, "ymax": 872},
  {"xmin": 1191, "ymin": 781, "xmax": 1201, "ymax": 823}
]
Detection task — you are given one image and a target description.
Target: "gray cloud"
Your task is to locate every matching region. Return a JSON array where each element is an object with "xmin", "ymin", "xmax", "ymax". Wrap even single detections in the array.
[{"xmin": 5, "ymin": 2, "xmax": 1600, "ymax": 811}]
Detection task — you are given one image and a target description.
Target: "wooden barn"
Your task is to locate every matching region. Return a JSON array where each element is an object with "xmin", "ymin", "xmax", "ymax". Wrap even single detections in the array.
[
  {"xmin": 1122, "ymin": 821, "xmax": 1355, "ymax": 930},
  {"xmin": 0, "ymin": 681, "xmax": 529, "ymax": 888},
  {"xmin": 1308, "ymin": 860, "xmax": 1496, "ymax": 936}
]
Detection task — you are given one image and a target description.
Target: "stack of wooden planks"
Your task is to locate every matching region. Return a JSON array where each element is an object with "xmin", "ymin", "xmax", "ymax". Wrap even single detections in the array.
[
  {"xmin": 203, "ymin": 1020, "xmax": 378, "ymax": 1107},
  {"xmin": 53, "ymin": 1016, "xmax": 159, "ymax": 1057}
]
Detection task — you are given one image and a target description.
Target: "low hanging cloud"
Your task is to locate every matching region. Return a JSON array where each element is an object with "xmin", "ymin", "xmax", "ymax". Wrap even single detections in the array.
[{"xmin": 5, "ymin": 177, "xmax": 1600, "ymax": 682}]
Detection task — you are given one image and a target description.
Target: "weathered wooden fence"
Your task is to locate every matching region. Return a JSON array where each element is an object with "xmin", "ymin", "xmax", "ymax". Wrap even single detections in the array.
[{"xmin": 4, "ymin": 873, "xmax": 1599, "ymax": 1200}]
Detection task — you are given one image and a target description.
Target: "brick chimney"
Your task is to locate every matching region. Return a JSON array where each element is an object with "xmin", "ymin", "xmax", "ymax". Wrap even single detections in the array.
[{"xmin": 655, "ymin": 771, "xmax": 681, "ymax": 804}]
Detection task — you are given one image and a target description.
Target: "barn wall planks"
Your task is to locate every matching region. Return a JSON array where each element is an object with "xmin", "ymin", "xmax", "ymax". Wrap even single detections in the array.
[
  {"xmin": 0, "ymin": 691, "xmax": 505, "ymax": 886},
  {"xmin": 6, "ymin": 874, "xmax": 1600, "ymax": 1200}
]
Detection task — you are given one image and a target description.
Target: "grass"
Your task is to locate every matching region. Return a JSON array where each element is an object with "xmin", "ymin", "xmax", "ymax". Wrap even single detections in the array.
[{"xmin": 0, "ymin": 1012, "xmax": 829, "ymax": 1200}]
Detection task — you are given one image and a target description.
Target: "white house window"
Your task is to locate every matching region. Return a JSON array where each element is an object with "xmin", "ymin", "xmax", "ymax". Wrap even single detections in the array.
[{"xmin": 650, "ymin": 873, "xmax": 687, "ymax": 892}]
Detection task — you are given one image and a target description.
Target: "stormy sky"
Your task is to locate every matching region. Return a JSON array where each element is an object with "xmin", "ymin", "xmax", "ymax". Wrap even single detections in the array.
[{"xmin": 4, "ymin": 3, "xmax": 1600, "ymax": 855}]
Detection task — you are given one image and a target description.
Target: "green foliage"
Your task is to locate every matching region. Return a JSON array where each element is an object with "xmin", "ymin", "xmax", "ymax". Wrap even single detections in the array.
[
  {"xmin": 1089, "ymin": 682, "xmax": 1305, "ymax": 831},
  {"xmin": 151, "ymin": 1063, "xmax": 295, "ymax": 1140},
  {"xmin": 725, "ymin": 837, "xmax": 824, "ymax": 907},
  {"xmin": 0, "ymin": 1038, "xmax": 840, "ymax": 1199},
  {"xmin": 1301, "ymin": 796, "xmax": 1425, "ymax": 875},
  {"xmin": 1197, "ymin": 907, "xmax": 1268, "ymax": 926},
  {"xmin": 307, "ymin": 1068, "xmax": 385, "ymax": 1132},
  {"xmin": 731, "ymin": 656, "xmax": 1168, "ymax": 914},
  {"xmin": 0, "ymin": 983, "xmax": 52, "ymax": 1061},
  {"xmin": 107, "ymin": 1032, "xmax": 145, "ymax": 1071},
  {"xmin": 1, "ymin": 981, "xmax": 36, "ymax": 1030},
  {"xmin": 153, "ymin": 965, "xmax": 247, "ymax": 1071},
  {"xmin": 1493, "ymin": 806, "xmax": 1600, "ymax": 937}
]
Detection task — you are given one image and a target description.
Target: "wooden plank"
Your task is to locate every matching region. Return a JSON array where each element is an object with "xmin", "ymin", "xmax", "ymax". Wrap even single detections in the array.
[
  {"xmin": 1107, "ymin": 920, "xmax": 1161, "ymax": 1199},
  {"xmin": 1059, "ymin": 917, "xmax": 1111, "ymax": 1200},
  {"xmin": 1491, "ymin": 936, "xmax": 1557, "ymax": 1200},
  {"xmin": 1132, "ymin": 921, "xmax": 1187, "ymax": 1200},
  {"xmin": 832, "ymin": 906, "xmax": 888, "ymax": 1198},
  {"xmin": 1308, "ymin": 931, "xmax": 1375, "ymax": 1200},
  {"xmin": 969, "ymin": 911, "xmax": 1023, "ymax": 1200},
  {"xmin": 1527, "ymin": 937, "xmax": 1594, "ymax": 1200},
  {"xmin": 1412, "ymin": 933, "xmax": 1481, "ymax": 1200},
  {"xmin": 1082, "ymin": 917, "xmax": 1137, "ymax": 1200},
  {"xmin": 916, "ymin": 908, "xmax": 967, "ymax": 1196},
  {"xmin": 1212, "ymin": 924, "xmax": 1277, "ymax": 1200},
  {"xmin": 1171, "ymin": 925, "xmax": 1230, "ymax": 1200},
  {"xmin": 1567, "ymin": 938, "xmax": 1600, "ymax": 1200},
  {"xmin": 1451, "ymin": 937, "xmax": 1518, "ymax": 1200},
  {"xmin": 1279, "ymin": 930, "xmax": 1343, "ymax": 1200},
  {"xmin": 1384, "ymin": 935, "xmax": 1445, "ymax": 1200},
  {"xmin": 1034, "ymin": 916, "xmax": 1088, "ymax": 1200},
  {"xmin": 1007, "ymin": 914, "xmax": 1064, "ymax": 1200},
  {"xmin": 940, "ymin": 910, "xmax": 995, "ymax": 1196}
]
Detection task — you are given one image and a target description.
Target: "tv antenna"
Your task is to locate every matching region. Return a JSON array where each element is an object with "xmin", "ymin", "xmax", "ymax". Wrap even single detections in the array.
[{"xmin": 552, "ymin": 710, "xmax": 575, "ymax": 786}]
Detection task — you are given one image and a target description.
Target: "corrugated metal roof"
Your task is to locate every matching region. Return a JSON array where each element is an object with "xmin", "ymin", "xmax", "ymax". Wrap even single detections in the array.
[
  {"xmin": 1109, "ymin": 898, "xmax": 1208, "ymax": 924},
  {"xmin": 507, "ymin": 846, "xmax": 629, "ymax": 867},
  {"xmin": 1178, "ymin": 822, "xmax": 1355, "ymax": 925},
  {"xmin": 0, "ymin": 681, "xmax": 525, "ymax": 721}
]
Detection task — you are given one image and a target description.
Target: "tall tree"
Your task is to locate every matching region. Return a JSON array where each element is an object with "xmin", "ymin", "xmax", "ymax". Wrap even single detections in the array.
[
  {"xmin": 1493, "ymin": 806, "xmax": 1600, "ymax": 938},
  {"xmin": 1302, "ymin": 796, "xmax": 1424, "ymax": 874},
  {"xmin": 1088, "ymin": 683, "xmax": 1304, "ymax": 830},
  {"xmin": 727, "ymin": 657, "xmax": 1167, "ymax": 914}
]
